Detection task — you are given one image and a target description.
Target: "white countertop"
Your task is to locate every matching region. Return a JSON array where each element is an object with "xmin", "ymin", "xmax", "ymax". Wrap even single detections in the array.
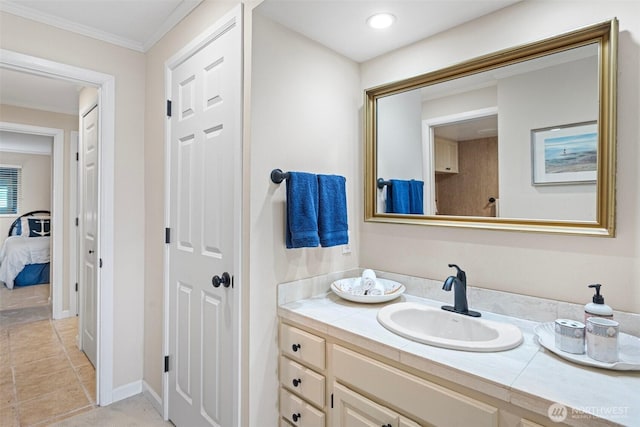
[{"xmin": 278, "ymin": 292, "xmax": 640, "ymax": 427}]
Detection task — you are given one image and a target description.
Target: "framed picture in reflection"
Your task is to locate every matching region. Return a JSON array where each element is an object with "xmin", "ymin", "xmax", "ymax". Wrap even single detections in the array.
[{"xmin": 531, "ymin": 121, "xmax": 598, "ymax": 185}]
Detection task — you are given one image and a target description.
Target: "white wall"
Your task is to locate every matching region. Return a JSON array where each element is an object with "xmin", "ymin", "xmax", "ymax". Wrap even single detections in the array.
[
  {"xmin": 422, "ymin": 85, "xmax": 497, "ymax": 120},
  {"xmin": 377, "ymin": 89, "xmax": 423, "ymax": 212},
  {"xmin": 0, "ymin": 150, "xmax": 51, "ymax": 247},
  {"xmin": 498, "ymin": 56, "xmax": 598, "ymax": 220},
  {"xmin": 250, "ymin": 12, "xmax": 360, "ymax": 424},
  {"xmin": 360, "ymin": 1, "xmax": 640, "ymax": 313},
  {"xmin": 378, "ymin": 89, "xmax": 423, "ymax": 180},
  {"xmin": 0, "ymin": 11, "xmax": 146, "ymax": 390}
]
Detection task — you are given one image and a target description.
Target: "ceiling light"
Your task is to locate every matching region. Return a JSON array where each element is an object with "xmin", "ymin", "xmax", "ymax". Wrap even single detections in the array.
[{"xmin": 367, "ymin": 13, "xmax": 396, "ymax": 29}]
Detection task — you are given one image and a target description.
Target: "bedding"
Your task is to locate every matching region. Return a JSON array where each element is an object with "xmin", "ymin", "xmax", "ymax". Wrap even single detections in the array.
[
  {"xmin": 1, "ymin": 210, "xmax": 52, "ymax": 289},
  {"xmin": 0, "ymin": 236, "xmax": 50, "ymax": 289}
]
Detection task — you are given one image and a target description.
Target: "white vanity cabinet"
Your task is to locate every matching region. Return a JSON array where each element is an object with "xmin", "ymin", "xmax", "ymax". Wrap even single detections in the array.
[
  {"xmin": 279, "ymin": 320, "xmax": 558, "ymax": 427},
  {"xmin": 279, "ymin": 323, "xmax": 327, "ymax": 426},
  {"xmin": 434, "ymin": 138, "xmax": 458, "ymax": 173}
]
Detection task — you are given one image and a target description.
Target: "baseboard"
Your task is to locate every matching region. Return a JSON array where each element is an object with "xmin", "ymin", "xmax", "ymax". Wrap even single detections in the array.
[
  {"xmin": 111, "ymin": 380, "xmax": 142, "ymax": 403},
  {"xmin": 142, "ymin": 380, "xmax": 163, "ymax": 416}
]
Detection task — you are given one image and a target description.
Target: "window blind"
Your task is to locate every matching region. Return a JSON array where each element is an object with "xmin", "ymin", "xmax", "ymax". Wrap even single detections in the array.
[{"xmin": 0, "ymin": 165, "xmax": 22, "ymax": 215}]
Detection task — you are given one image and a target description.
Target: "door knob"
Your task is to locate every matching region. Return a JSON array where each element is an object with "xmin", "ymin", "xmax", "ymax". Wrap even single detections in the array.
[{"xmin": 212, "ymin": 272, "xmax": 231, "ymax": 288}]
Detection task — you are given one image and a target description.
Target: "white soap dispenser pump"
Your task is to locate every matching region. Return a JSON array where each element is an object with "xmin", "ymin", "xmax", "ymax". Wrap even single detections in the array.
[{"xmin": 584, "ymin": 284, "xmax": 613, "ymax": 322}]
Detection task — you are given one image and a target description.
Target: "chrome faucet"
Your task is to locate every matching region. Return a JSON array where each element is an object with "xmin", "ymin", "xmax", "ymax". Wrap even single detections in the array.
[{"xmin": 442, "ymin": 264, "xmax": 481, "ymax": 317}]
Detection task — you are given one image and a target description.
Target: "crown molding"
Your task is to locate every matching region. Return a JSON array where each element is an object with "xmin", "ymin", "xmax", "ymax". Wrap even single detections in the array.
[
  {"xmin": 0, "ymin": 0, "xmax": 203, "ymax": 53},
  {"xmin": 143, "ymin": 0, "xmax": 203, "ymax": 52}
]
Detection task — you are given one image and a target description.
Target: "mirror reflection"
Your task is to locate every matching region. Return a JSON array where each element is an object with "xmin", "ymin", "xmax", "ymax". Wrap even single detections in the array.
[{"xmin": 376, "ymin": 43, "xmax": 599, "ymax": 222}]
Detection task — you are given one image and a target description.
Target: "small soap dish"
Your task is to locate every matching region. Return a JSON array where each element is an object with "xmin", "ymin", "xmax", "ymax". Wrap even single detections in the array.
[
  {"xmin": 331, "ymin": 278, "xmax": 405, "ymax": 304},
  {"xmin": 534, "ymin": 322, "xmax": 640, "ymax": 371}
]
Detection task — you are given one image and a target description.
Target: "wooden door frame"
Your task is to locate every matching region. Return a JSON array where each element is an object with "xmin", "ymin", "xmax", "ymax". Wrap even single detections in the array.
[
  {"xmin": 0, "ymin": 49, "xmax": 116, "ymax": 405},
  {"xmin": 162, "ymin": 4, "xmax": 243, "ymax": 424}
]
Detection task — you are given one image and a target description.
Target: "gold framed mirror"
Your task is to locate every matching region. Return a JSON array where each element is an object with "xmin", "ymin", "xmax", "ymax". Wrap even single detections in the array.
[{"xmin": 365, "ymin": 19, "xmax": 617, "ymax": 236}]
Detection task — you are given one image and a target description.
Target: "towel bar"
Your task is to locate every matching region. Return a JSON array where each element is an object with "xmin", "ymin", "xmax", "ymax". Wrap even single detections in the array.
[
  {"xmin": 270, "ymin": 168, "xmax": 290, "ymax": 184},
  {"xmin": 377, "ymin": 178, "xmax": 392, "ymax": 189}
]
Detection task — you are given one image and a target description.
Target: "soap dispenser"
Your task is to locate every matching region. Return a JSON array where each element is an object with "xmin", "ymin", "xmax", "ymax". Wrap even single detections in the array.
[{"xmin": 584, "ymin": 284, "xmax": 613, "ymax": 322}]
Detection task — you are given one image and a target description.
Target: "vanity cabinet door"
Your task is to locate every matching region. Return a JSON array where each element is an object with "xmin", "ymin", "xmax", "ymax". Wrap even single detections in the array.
[{"xmin": 332, "ymin": 382, "xmax": 403, "ymax": 427}]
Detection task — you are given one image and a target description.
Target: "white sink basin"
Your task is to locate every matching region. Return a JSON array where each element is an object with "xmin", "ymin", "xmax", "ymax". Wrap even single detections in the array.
[{"xmin": 377, "ymin": 302, "xmax": 523, "ymax": 352}]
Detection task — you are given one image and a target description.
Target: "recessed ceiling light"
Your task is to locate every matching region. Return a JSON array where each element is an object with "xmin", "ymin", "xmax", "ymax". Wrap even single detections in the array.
[{"xmin": 367, "ymin": 13, "xmax": 396, "ymax": 30}]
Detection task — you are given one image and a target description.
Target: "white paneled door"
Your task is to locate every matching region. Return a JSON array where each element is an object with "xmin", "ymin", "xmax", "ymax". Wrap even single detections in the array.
[
  {"xmin": 80, "ymin": 105, "xmax": 99, "ymax": 368},
  {"xmin": 167, "ymin": 6, "xmax": 242, "ymax": 427}
]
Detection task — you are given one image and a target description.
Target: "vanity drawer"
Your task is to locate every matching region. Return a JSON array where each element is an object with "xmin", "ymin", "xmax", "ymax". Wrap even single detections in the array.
[
  {"xmin": 280, "ymin": 356, "xmax": 325, "ymax": 407},
  {"xmin": 280, "ymin": 388, "xmax": 325, "ymax": 427},
  {"xmin": 281, "ymin": 324, "xmax": 326, "ymax": 370},
  {"xmin": 332, "ymin": 345, "xmax": 498, "ymax": 427}
]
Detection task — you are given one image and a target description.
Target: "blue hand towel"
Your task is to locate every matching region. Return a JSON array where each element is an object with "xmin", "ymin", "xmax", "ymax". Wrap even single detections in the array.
[
  {"xmin": 386, "ymin": 180, "xmax": 410, "ymax": 214},
  {"xmin": 317, "ymin": 174, "xmax": 348, "ymax": 247},
  {"xmin": 409, "ymin": 180, "xmax": 424, "ymax": 214},
  {"xmin": 286, "ymin": 172, "xmax": 320, "ymax": 249}
]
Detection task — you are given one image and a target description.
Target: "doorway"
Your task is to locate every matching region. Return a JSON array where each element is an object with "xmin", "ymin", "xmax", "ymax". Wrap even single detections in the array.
[
  {"xmin": 1, "ymin": 49, "xmax": 116, "ymax": 405},
  {"xmin": 163, "ymin": 5, "xmax": 243, "ymax": 425},
  {"xmin": 423, "ymin": 107, "xmax": 499, "ymax": 217}
]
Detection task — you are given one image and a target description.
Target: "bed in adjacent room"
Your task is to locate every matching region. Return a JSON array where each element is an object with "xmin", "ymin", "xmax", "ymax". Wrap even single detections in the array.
[{"xmin": 0, "ymin": 210, "xmax": 51, "ymax": 289}]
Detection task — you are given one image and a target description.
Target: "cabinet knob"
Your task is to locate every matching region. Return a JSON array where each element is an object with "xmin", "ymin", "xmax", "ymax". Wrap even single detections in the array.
[
  {"xmin": 292, "ymin": 378, "xmax": 302, "ymax": 387},
  {"xmin": 292, "ymin": 412, "xmax": 301, "ymax": 422},
  {"xmin": 382, "ymin": 424, "xmax": 392, "ymax": 427},
  {"xmin": 292, "ymin": 343, "xmax": 301, "ymax": 352}
]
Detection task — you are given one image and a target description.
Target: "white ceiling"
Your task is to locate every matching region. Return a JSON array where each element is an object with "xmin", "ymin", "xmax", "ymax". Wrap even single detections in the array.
[
  {"xmin": 0, "ymin": 0, "xmax": 522, "ymax": 115},
  {"xmin": 0, "ymin": 0, "xmax": 202, "ymax": 52},
  {"xmin": 257, "ymin": 0, "xmax": 521, "ymax": 63},
  {"xmin": 0, "ymin": 68, "xmax": 83, "ymax": 115}
]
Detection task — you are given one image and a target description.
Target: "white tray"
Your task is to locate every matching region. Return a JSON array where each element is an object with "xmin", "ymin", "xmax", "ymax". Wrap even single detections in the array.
[
  {"xmin": 534, "ymin": 322, "xmax": 640, "ymax": 371},
  {"xmin": 331, "ymin": 278, "xmax": 405, "ymax": 304}
]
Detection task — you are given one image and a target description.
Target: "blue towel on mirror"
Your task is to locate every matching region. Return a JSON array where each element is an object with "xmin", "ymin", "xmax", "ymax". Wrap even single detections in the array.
[
  {"xmin": 317, "ymin": 174, "xmax": 348, "ymax": 247},
  {"xmin": 386, "ymin": 179, "xmax": 410, "ymax": 214},
  {"xmin": 409, "ymin": 180, "xmax": 424, "ymax": 214},
  {"xmin": 385, "ymin": 179, "xmax": 424, "ymax": 214},
  {"xmin": 286, "ymin": 172, "xmax": 320, "ymax": 249}
]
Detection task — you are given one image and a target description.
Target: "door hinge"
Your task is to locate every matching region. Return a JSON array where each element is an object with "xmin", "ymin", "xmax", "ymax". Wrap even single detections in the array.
[
  {"xmin": 166, "ymin": 100, "xmax": 172, "ymax": 117},
  {"xmin": 75, "ymin": 282, "xmax": 78, "ymax": 292},
  {"xmin": 165, "ymin": 227, "xmax": 171, "ymax": 244},
  {"xmin": 331, "ymin": 393, "xmax": 334, "ymax": 408},
  {"xmin": 164, "ymin": 355, "xmax": 170, "ymax": 373},
  {"xmin": 75, "ymin": 217, "xmax": 79, "ymax": 227},
  {"xmin": 99, "ymin": 258, "xmax": 103, "ymax": 268},
  {"xmin": 76, "ymin": 152, "xmax": 79, "ymax": 161}
]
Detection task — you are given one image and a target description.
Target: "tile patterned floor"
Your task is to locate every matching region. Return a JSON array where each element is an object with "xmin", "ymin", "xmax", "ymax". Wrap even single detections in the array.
[
  {"xmin": 1, "ymin": 286, "xmax": 170, "ymax": 426},
  {"xmin": 1, "ymin": 316, "xmax": 96, "ymax": 426},
  {"xmin": 0, "ymin": 284, "xmax": 50, "ymax": 311}
]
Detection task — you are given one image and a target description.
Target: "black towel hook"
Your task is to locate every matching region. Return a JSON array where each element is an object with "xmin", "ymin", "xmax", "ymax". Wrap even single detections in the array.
[{"xmin": 271, "ymin": 168, "xmax": 290, "ymax": 184}]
